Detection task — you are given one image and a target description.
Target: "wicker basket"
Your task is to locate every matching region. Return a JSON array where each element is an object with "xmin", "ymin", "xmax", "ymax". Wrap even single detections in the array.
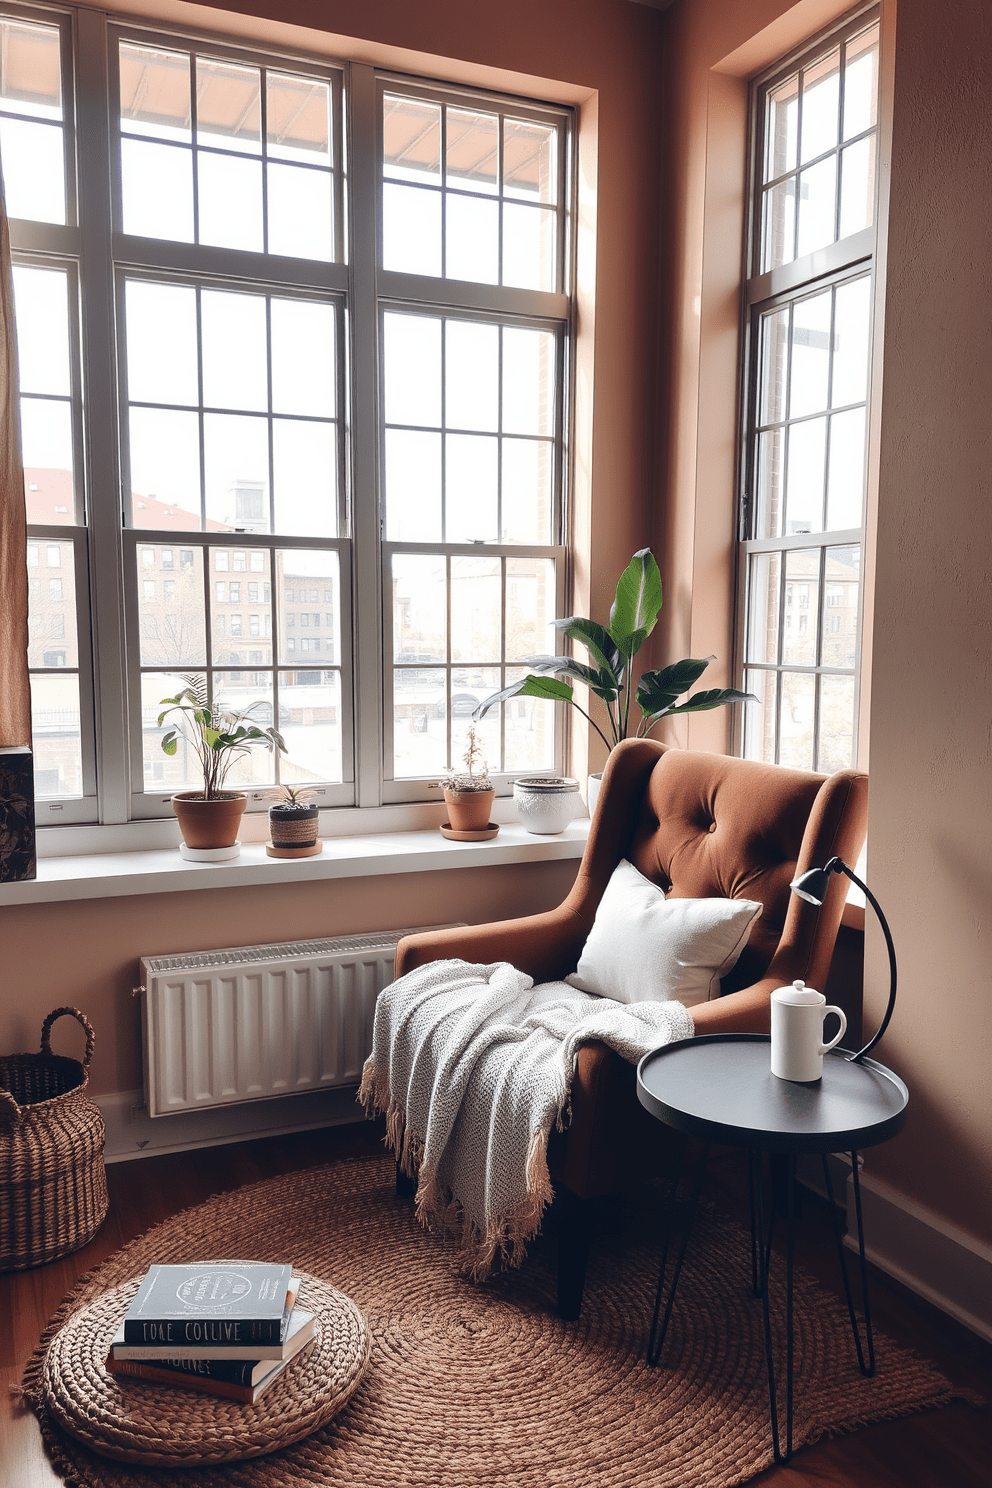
[{"xmin": 0, "ymin": 1007, "xmax": 109, "ymax": 1271}]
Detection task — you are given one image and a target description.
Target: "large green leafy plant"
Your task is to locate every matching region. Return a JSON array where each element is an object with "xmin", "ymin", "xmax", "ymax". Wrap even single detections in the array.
[
  {"xmin": 158, "ymin": 677, "xmax": 286, "ymax": 799},
  {"xmin": 477, "ymin": 548, "xmax": 754, "ymax": 751}
]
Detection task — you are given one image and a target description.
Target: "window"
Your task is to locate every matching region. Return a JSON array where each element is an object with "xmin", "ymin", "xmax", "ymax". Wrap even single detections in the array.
[
  {"xmin": 4, "ymin": 7, "xmax": 573, "ymax": 821},
  {"xmin": 738, "ymin": 13, "xmax": 878, "ymax": 772}
]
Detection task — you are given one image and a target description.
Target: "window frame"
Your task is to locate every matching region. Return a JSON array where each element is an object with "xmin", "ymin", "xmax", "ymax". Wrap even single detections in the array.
[{"xmin": 734, "ymin": 5, "xmax": 880, "ymax": 773}]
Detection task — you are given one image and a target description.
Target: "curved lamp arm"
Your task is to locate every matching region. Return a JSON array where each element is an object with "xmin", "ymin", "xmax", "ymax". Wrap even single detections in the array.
[{"xmin": 790, "ymin": 856, "xmax": 897, "ymax": 1065}]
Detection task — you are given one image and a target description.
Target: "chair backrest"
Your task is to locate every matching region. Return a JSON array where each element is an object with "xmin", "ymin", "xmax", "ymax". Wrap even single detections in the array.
[{"xmin": 566, "ymin": 739, "xmax": 868, "ymax": 997}]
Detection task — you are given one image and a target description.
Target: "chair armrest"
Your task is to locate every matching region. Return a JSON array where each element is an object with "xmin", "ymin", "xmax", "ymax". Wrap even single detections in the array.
[{"xmin": 395, "ymin": 908, "xmax": 588, "ymax": 984}]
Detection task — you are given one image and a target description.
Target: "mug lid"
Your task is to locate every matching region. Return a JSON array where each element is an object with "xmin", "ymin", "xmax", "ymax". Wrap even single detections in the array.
[{"xmin": 773, "ymin": 978, "xmax": 824, "ymax": 1005}]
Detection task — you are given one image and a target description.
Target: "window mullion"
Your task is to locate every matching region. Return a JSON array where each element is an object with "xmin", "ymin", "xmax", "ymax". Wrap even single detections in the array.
[
  {"xmin": 348, "ymin": 61, "xmax": 385, "ymax": 808},
  {"xmin": 76, "ymin": 7, "xmax": 130, "ymax": 824}
]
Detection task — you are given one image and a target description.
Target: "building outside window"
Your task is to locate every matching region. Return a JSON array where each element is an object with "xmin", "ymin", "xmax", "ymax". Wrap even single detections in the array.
[{"xmin": 738, "ymin": 10, "xmax": 878, "ymax": 773}]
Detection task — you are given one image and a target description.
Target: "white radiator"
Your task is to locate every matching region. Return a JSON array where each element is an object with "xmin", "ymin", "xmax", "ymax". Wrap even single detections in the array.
[{"xmin": 137, "ymin": 928, "xmax": 442, "ymax": 1118}]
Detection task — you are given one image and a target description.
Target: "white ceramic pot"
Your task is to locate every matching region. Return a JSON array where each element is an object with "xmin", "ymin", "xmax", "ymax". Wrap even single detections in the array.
[
  {"xmin": 513, "ymin": 776, "xmax": 580, "ymax": 835},
  {"xmin": 587, "ymin": 772, "xmax": 604, "ymax": 819}
]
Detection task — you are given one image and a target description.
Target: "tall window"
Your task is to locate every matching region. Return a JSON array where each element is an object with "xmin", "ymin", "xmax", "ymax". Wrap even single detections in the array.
[
  {"xmin": 738, "ymin": 12, "xmax": 878, "ymax": 772},
  {"xmin": 0, "ymin": 7, "xmax": 573, "ymax": 825}
]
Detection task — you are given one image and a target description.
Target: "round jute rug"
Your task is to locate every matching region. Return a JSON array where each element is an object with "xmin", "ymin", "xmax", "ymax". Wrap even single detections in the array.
[{"xmin": 22, "ymin": 1154, "xmax": 958, "ymax": 1488}]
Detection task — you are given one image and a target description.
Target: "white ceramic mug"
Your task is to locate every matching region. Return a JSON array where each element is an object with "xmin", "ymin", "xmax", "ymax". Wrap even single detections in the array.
[{"xmin": 770, "ymin": 980, "xmax": 847, "ymax": 1083}]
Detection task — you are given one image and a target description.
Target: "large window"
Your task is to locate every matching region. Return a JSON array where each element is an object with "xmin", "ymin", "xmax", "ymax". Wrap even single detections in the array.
[
  {"xmin": 1, "ymin": 6, "xmax": 573, "ymax": 825},
  {"xmin": 738, "ymin": 12, "xmax": 878, "ymax": 772}
]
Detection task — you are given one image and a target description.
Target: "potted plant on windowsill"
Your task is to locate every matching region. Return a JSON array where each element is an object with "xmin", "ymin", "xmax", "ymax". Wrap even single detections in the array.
[
  {"xmin": 267, "ymin": 785, "xmax": 321, "ymax": 859},
  {"xmin": 158, "ymin": 679, "xmax": 286, "ymax": 861},
  {"xmin": 435, "ymin": 726, "xmax": 497, "ymax": 839},
  {"xmin": 476, "ymin": 548, "xmax": 755, "ymax": 815}
]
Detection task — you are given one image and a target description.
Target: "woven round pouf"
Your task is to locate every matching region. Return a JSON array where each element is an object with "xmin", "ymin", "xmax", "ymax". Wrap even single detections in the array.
[{"xmin": 39, "ymin": 1270, "xmax": 370, "ymax": 1466}]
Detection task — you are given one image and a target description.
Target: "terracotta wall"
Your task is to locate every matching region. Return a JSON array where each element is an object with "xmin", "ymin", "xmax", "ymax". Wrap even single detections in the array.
[
  {"xmin": 659, "ymin": 0, "xmax": 992, "ymax": 1248},
  {"xmin": 0, "ymin": 0, "xmax": 666, "ymax": 1097}
]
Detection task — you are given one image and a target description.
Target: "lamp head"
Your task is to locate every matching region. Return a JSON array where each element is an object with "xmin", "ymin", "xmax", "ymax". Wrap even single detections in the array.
[{"xmin": 790, "ymin": 860, "xmax": 840, "ymax": 906}]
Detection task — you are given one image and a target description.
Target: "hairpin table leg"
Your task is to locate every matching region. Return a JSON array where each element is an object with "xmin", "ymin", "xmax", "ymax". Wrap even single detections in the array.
[{"xmin": 647, "ymin": 1139, "xmax": 710, "ymax": 1367}]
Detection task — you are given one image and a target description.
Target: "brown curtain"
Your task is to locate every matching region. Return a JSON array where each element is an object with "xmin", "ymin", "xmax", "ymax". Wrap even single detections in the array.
[{"xmin": 0, "ymin": 175, "xmax": 31, "ymax": 747}]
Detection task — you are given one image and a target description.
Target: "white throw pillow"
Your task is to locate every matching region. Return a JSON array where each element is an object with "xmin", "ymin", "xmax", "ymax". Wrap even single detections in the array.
[{"xmin": 565, "ymin": 858, "xmax": 762, "ymax": 1008}]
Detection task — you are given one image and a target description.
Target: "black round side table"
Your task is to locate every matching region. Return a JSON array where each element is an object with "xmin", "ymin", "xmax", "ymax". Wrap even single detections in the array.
[{"xmin": 636, "ymin": 1032, "xmax": 909, "ymax": 1465}]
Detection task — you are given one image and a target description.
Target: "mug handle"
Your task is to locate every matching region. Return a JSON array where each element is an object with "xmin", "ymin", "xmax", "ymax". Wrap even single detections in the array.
[{"xmin": 819, "ymin": 1005, "xmax": 848, "ymax": 1056}]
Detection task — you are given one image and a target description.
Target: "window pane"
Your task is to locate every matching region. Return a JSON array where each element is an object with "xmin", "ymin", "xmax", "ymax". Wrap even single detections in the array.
[
  {"xmin": 384, "ymin": 429, "xmax": 441, "ymax": 542},
  {"xmin": 761, "ymin": 177, "xmax": 796, "ymax": 271},
  {"xmin": 506, "ymin": 557, "xmax": 556, "ymax": 660},
  {"xmin": 197, "ymin": 151, "xmax": 263, "ymax": 251},
  {"xmin": 384, "ymin": 313, "xmax": 441, "ymax": 427},
  {"xmin": 267, "ymin": 162, "xmax": 332, "ymax": 261},
  {"xmin": 764, "ymin": 75, "xmax": 798, "ymax": 181},
  {"xmin": 451, "ymin": 668, "xmax": 499, "ymax": 768},
  {"xmin": 383, "ymin": 94, "xmax": 441, "ymax": 181},
  {"xmin": 271, "ymin": 299, "xmax": 335, "ymax": 417},
  {"xmin": 214, "ymin": 672, "xmax": 276, "ymax": 788},
  {"xmin": 754, "ymin": 426, "xmax": 785, "ymax": 539},
  {"xmin": 27, "ymin": 539, "xmax": 77, "ymax": 667},
  {"xmin": 272, "ymin": 419, "xmax": 337, "ymax": 537},
  {"xmin": 119, "ymin": 44, "xmax": 190, "ymax": 143},
  {"xmin": 392, "ymin": 554, "xmax": 446, "ymax": 663},
  {"xmin": 393, "ymin": 666, "xmax": 446, "ymax": 778},
  {"xmin": 0, "ymin": 116, "xmax": 64, "ymax": 223},
  {"xmin": 30, "ymin": 672, "xmax": 83, "ymax": 797},
  {"xmin": 782, "ymin": 549, "xmax": 819, "ymax": 666},
  {"xmin": 825, "ymin": 407, "xmax": 866, "ymax": 529},
  {"xmin": 503, "ymin": 665, "xmax": 555, "ymax": 772},
  {"xmin": 121, "ymin": 138, "xmax": 193, "ymax": 241},
  {"xmin": 446, "ymin": 193, "xmax": 498, "ymax": 284},
  {"xmin": 789, "ymin": 290, "xmax": 831, "ymax": 418},
  {"xmin": 446, "ymin": 434, "xmax": 497, "ymax": 542},
  {"xmin": 213, "ymin": 545, "xmax": 270, "ymax": 664},
  {"xmin": 450, "ymin": 557, "xmax": 500, "ymax": 662},
  {"xmin": 277, "ymin": 549, "xmax": 338, "ymax": 664},
  {"xmin": 196, "ymin": 57, "xmax": 260, "ymax": 154},
  {"xmin": 128, "ymin": 407, "xmax": 201, "ymax": 526},
  {"xmin": 19, "ymin": 399, "xmax": 73, "ymax": 493},
  {"xmin": 201, "ymin": 288, "xmax": 267, "ymax": 412},
  {"xmin": 24, "ymin": 466, "xmax": 74, "ymax": 526},
  {"xmin": 125, "ymin": 280, "xmax": 198, "ymax": 406},
  {"xmin": 503, "ymin": 119, "xmax": 557, "ymax": 204},
  {"xmin": 799, "ymin": 48, "xmax": 840, "ymax": 165},
  {"xmin": 446, "ymin": 108, "xmax": 497, "ymax": 194},
  {"xmin": 502, "ymin": 202, "xmax": 556, "ymax": 291},
  {"xmin": 278, "ymin": 669, "xmax": 342, "ymax": 784},
  {"xmin": 843, "ymin": 26, "xmax": 879, "ymax": 141},
  {"xmin": 778, "ymin": 670, "xmax": 815, "ymax": 769},
  {"xmin": 501, "ymin": 439, "xmax": 552, "ymax": 544},
  {"xmin": 142, "ymin": 670, "xmax": 206, "ymax": 792},
  {"xmin": 746, "ymin": 551, "xmax": 781, "ymax": 666},
  {"xmin": 267, "ymin": 73, "xmax": 330, "ymax": 164},
  {"xmin": 204, "ymin": 413, "xmax": 269, "ymax": 531},
  {"xmin": 0, "ymin": 18, "xmax": 62, "ymax": 120},
  {"xmin": 445, "ymin": 320, "xmax": 498, "ymax": 433},
  {"xmin": 11, "ymin": 266, "xmax": 69, "ymax": 396},
  {"xmin": 138, "ymin": 543, "xmax": 206, "ymax": 666},
  {"xmin": 382, "ymin": 182, "xmax": 441, "ymax": 275},
  {"xmin": 796, "ymin": 155, "xmax": 837, "ymax": 258},
  {"xmin": 742, "ymin": 669, "xmax": 777, "ymax": 765},
  {"xmin": 757, "ymin": 308, "xmax": 789, "ymax": 427},
  {"xmin": 817, "ymin": 673, "xmax": 856, "ymax": 772},
  {"xmin": 503, "ymin": 327, "xmax": 556, "ymax": 437},
  {"xmin": 838, "ymin": 137, "xmax": 875, "ymax": 240},
  {"xmin": 832, "ymin": 276, "xmax": 871, "ymax": 406},
  {"xmin": 784, "ymin": 416, "xmax": 826, "ymax": 534},
  {"xmin": 821, "ymin": 545, "xmax": 859, "ymax": 669}
]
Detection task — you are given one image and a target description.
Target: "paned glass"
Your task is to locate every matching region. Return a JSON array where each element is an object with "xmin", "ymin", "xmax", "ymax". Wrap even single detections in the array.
[
  {"xmin": 761, "ymin": 178, "xmax": 796, "ymax": 272},
  {"xmin": 128, "ymin": 407, "xmax": 201, "ymax": 524},
  {"xmin": 382, "ymin": 183, "xmax": 441, "ymax": 275},
  {"xmin": 27, "ymin": 538, "xmax": 77, "ymax": 667},
  {"xmin": 503, "ymin": 664, "xmax": 554, "ymax": 772},
  {"xmin": 503, "ymin": 119, "xmax": 557, "ymax": 203},
  {"xmin": 742, "ymin": 668, "xmax": 777, "ymax": 765},
  {"xmin": 203, "ymin": 412, "xmax": 269, "ymax": 530},
  {"xmin": 501, "ymin": 439, "xmax": 553, "ymax": 544},
  {"xmin": 383, "ymin": 94, "xmax": 441, "ymax": 180},
  {"xmin": 384, "ymin": 429, "xmax": 442, "ymax": 541},
  {"xmin": 843, "ymin": 26, "xmax": 879, "ymax": 140},
  {"xmin": 503, "ymin": 327, "xmax": 555, "ymax": 436},
  {"xmin": 119, "ymin": 44, "xmax": 190, "ymax": 142},
  {"xmin": 450, "ymin": 557, "xmax": 501, "ymax": 662},
  {"xmin": 799, "ymin": 49, "xmax": 840, "ymax": 164},
  {"xmin": 141, "ymin": 670, "xmax": 207, "ymax": 791},
  {"xmin": 764, "ymin": 75, "xmax": 798, "ymax": 182},
  {"xmin": 0, "ymin": 115, "xmax": 65, "ymax": 222},
  {"xmin": 276, "ymin": 549, "xmax": 339, "ymax": 665},
  {"xmin": 838, "ymin": 137, "xmax": 875, "ymax": 240},
  {"xmin": 30, "ymin": 671, "xmax": 83, "ymax": 797},
  {"xmin": 121, "ymin": 138, "xmax": 193, "ymax": 241},
  {"xmin": 754, "ymin": 426, "xmax": 785, "ymax": 539},
  {"xmin": 211, "ymin": 545, "xmax": 270, "ymax": 665},
  {"xmin": 214, "ymin": 671, "xmax": 276, "ymax": 787},
  {"xmin": 384, "ymin": 312, "xmax": 441, "ymax": 428},
  {"xmin": 503, "ymin": 202, "xmax": 556, "ymax": 291},
  {"xmin": 272, "ymin": 419, "xmax": 337, "ymax": 537},
  {"xmin": 195, "ymin": 57, "xmax": 260, "ymax": 154},
  {"xmin": 784, "ymin": 416, "xmax": 826, "ymax": 534},
  {"xmin": 789, "ymin": 290, "xmax": 832, "ymax": 418},
  {"xmin": 506, "ymin": 557, "xmax": 555, "ymax": 660},
  {"xmin": 821, "ymin": 546, "xmax": 860, "ymax": 670},
  {"xmin": 267, "ymin": 73, "xmax": 330, "ymax": 164},
  {"xmin": 758, "ymin": 308, "xmax": 789, "ymax": 426},
  {"xmin": 825, "ymin": 407, "xmax": 866, "ymax": 529},
  {"xmin": 392, "ymin": 554, "xmax": 446, "ymax": 663},
  {"xmin": 278, "ymin": 668, "xmax": 342, "ymax": 784},
  {"xmin": 778, "ymin": 670, "xmax": 816, "ymax": 769},
  {"xmin": 0, "ymin": 17, "xmax": 62, "ymax": 120},
  {"xmin": 393, "ymin": 666, "xmax": 446, "ymax": 779},
  {"xmin": 197, "ymin": 151, "xmax": 263, "ymax": 251},
  {"xmin": 796, "ymin": 155, "xmax": 837, "ymax": 258},
  {"xmin": 817, "ymin": 673, "xmax": 856, "ymax": 771},
  {"xmin": 746, "ymin": 551, "xmax": 781, "ymax": 667},
  {"xmin": 451, "ymin": 668, "xmax": 500, "ymax": 771},
  {"xmin": 19, "ymin": 399, "xmax": 73, "ymax": 494},
  {"xmin": 267, "ymin": 163, "xmax": 332, "ymax": 260},
  {"xmin": 832, "ymin": 276, "xmax": 871, "ymax": 406},
  {"xmin": 271, "ymin": 299, "xmax": 335, "ymax": 417},
  {"xmin": 446, "ymin": 108, "xmax": 498, "ymax": 194},
  {"xmin": 201, "ymin": 288, "xmax": 267, "ymax": 412},
  {"xmin": 446, "ymin": 320, "xmax": 498, "ymax": 432},
  {"xmin": 446, "ymin": 433, "xmax": 498, "ymax": 542},
  {"xmin": 446, "ymin": 193, "xmax": 499, "ymax": 284},
  {"xmin": 782, "ymin": 549, "xmax": 820, "ymax": 666},
  {"xmin": 137, "ymin": 543, "xmax": 206, "ymax": 666},
  {"xmin": 125, "ymin": 280, "xmax": 198, "ymax": 405}
]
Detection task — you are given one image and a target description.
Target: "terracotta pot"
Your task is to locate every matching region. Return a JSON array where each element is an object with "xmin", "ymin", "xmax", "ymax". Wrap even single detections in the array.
[
  {"xmin": 172, "ymin": 792, "xmax": 247, "ymax": 850},
  {"xmin": 444, "ymin": 787, "xmax": 494, "ymax": 833},
  {"xmin": 269, "ymin": 803, "xmax": 319, "ymax": 848}
]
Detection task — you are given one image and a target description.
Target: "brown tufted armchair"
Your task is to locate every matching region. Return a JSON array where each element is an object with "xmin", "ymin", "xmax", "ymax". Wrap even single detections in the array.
[{"xmin": 395, "ymin": 739, "xmax": 868, "ymax": 1317}]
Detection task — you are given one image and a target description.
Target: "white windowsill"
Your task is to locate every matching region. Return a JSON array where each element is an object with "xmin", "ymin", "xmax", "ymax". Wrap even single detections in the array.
[{"xmin": 0, "ymin": 814, "xmax": 591, "ymax": 907}]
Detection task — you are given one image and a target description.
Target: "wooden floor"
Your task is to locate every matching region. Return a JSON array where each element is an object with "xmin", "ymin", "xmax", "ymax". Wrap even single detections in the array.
[{"xmin": 2, "ymin": 1124, "xmax": 989, "ymax": 1487}]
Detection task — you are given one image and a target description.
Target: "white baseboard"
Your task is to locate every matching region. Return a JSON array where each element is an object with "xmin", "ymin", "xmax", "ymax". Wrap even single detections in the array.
[
  {"xmin": 97, "ymin": 1086, "xmax": 373, "ymax": 1163},
  {"xmin": 845, "ymin": 1166, "xmax": 992, "ymax": 1346}
]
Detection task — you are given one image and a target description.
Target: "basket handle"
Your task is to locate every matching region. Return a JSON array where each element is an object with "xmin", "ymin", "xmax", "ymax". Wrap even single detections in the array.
[
  {"xmin": 40, "ymin": 1007, "xmax": 96, "ymax": 1069},
  {"xmin": 0, "ymin": 1086, "xmax": 20, "ymax": 1126}
]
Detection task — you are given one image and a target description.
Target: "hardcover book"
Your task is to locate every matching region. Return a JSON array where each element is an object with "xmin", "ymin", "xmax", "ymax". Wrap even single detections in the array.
[
  {"xmin": 106, "ymin": 1320, "xmax": 316, "ymax": 1402},
  {"xmin": 0, "ymin": 746, "xmax": 36, "ymax": 884},
  {"xmin": 110, "ymin": 1308, "xmax": 315, "ymax": 1363},
  {"xmin": 122, "ymin": 1263, "xmax": 294, "ymax": 1347}
]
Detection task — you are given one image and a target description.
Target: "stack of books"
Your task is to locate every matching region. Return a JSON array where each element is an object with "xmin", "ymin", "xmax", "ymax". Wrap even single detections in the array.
[{"xmin": 106, "ymin": 1262, "xmax": 315, "ymax": 1404}]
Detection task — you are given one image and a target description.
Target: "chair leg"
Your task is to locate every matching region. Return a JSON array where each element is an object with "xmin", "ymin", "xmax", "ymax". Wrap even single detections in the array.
[
  {"xmin": 557, "ymin": 1189, "xmax": 594, "ymax": 1321},
  {"xmin": 395, "ymin": 1161, "xmax": 416, "ymax": 1199}
]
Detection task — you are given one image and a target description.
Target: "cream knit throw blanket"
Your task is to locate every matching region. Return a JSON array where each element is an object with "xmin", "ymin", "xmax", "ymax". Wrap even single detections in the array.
[{"xmin": 358, "ymin": 958, "xmax": 694, "ymax": 1280}]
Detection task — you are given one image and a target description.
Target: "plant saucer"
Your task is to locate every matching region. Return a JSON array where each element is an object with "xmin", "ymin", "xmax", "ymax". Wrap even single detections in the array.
[{"xmin": 439, "ymin": 822, "xmax": 500, "ymax": 842}]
